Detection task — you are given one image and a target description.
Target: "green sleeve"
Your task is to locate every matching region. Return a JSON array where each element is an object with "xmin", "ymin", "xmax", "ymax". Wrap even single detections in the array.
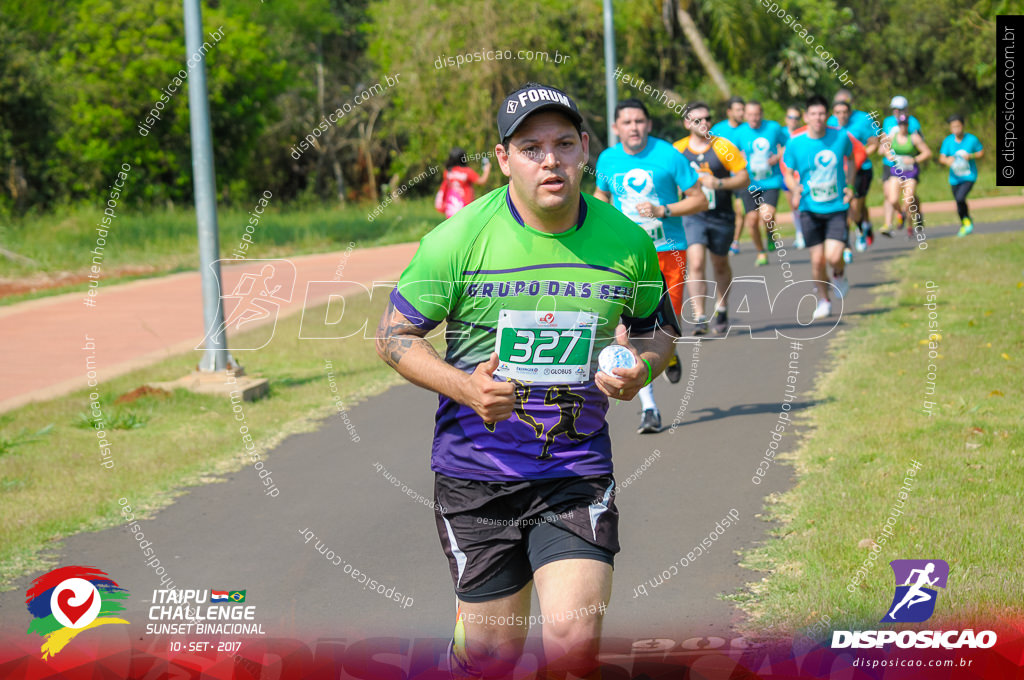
[
  {"xmin": 391, "ymin": 227, "xmax": 461, "ymax": 330},
  {"xmin": 629, "ymin": 240, "xmax": 663, "ymax": 319}
]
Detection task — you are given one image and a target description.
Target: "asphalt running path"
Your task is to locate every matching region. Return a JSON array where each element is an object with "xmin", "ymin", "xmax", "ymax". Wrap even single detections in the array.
[{"xmin": 1, "ymin": 219, "xmax": 1022, "ymax": 662}]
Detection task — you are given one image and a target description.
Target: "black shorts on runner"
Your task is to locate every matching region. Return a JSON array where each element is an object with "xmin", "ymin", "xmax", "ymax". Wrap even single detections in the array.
[
  {"xmin": 739, "ymin": 188, "xmax": 780, "ymax": 214},
  {"xmin": 799, "ymin": 210, "xmax": 849, "ymax": 248},
  {"xmin": 683, "ymin": 214, "xmax": 734, "ymax": 257},
  {"xmin": 434, "ymin": 473, "xmax": 618, "ymax": 602},
  {"xmin": 853, "ymin": 167, "xmax": 873, "ymax": 199}
]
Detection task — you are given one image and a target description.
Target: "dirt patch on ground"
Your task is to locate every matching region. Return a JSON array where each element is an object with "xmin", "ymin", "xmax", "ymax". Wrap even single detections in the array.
[
  {"xmin": 115, "ymin": 385, "xmax": 172, "ymax": 405},
  {"xmin": 0, "ymin": 265, "xmax": 162, "ymax": 299}
]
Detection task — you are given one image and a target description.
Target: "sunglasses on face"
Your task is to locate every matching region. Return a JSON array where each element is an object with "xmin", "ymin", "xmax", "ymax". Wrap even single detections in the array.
[
  {"xmin": 689, "ymin": 116, "xmax": 712, "ymax": 123},
  {"xmin": 786, "ymin": 114, "xmax": 800, "ymax": 119}
]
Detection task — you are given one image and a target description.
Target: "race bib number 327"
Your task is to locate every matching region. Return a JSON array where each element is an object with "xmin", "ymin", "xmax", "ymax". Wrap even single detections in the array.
[{"xmin": 494, "ymin": 310, "xmax": 598, "ymax": 383}]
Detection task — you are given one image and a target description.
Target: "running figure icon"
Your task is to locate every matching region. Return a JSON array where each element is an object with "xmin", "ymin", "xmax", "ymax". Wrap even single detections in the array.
[
  {"xmin": 197, "ymin": 259, "xmax": 296, "ymax": 351},
  {"xmin": 887, "ymin": 562, "xmax": 939, "ymax": 620}
]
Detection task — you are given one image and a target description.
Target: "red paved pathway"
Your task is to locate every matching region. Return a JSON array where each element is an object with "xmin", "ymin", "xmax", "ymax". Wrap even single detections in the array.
[{"xmin": 0, "ymin": 243, "xmax": 417, "ymax": 413}]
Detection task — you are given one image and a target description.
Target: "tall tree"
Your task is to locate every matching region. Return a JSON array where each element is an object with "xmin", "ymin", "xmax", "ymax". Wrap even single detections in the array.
[
  {"xmin": 664, "ymin": 0, "xmax": 730, "ymax": 99},
  {"xmin": 52, "ymin": 0, "xmax": 287, "ymax": 203}
]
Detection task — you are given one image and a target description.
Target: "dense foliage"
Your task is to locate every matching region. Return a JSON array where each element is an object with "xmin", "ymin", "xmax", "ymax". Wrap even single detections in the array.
[{"xmin": 0, "ymin": 0, "xmax": 1005, "ymax": 214}]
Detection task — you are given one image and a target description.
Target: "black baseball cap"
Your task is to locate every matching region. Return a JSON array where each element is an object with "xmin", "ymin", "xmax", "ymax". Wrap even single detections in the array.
[{"xmin": 497, "ymin": 83, "xmax": 583, "ymax": 145}]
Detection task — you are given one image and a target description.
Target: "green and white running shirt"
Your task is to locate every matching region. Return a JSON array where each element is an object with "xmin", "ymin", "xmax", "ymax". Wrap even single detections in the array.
[{"xmin": 391, "ymin": 186, "xmax": 663, "ymax": 481}]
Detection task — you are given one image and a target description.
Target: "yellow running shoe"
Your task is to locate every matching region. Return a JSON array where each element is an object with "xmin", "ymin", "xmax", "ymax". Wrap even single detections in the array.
[{"xmin": 447, "ymin": 605, "xmax": 481, "ymax": 679}]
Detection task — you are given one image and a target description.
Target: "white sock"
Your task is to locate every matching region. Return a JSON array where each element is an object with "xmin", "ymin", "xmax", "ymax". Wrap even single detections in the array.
[{"xmin": 638, "ymin": 385, "xmax": 657, "ymax": 412}]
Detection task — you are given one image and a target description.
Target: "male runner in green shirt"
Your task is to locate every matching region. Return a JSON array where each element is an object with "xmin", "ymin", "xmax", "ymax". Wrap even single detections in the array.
[{"xmin": 376, "ymin": 83, "xmax": 679, "ymax": 679}]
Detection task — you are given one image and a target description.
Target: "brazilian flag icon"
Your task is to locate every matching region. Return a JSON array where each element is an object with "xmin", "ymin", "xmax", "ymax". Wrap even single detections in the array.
[{"xmin": 229, "ymin": 590, "xmax": 246, "ymax": 602}]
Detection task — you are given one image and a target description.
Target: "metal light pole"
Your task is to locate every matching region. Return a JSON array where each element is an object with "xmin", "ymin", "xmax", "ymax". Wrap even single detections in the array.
[
  {"xmin": 184, "ymin": 0, "xmax": 235, "ymax": 372},
  {"xmin": 603, "ymin": 0, "xmax": 618, "ymax": 147}
]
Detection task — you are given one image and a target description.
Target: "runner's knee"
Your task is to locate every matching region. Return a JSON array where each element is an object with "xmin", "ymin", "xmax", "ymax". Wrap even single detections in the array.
[
  {"xmin": 464, "ymin": 629, "xmax": 527, "ymax": 675},
  {"xmin": 542, "ymin": 616, "xmax": 601, "ymax": 656},
  {"xmin": 543, "ymin": 627, "xmax": 602, "ymax": 677}
]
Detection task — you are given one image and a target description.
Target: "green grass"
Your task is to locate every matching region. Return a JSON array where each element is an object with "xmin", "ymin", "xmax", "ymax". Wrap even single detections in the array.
[
  {"xmin": 0, "ymin": 289, "xmax": 443, "ymax": 590},
  {"xmin": 730, "ymin": 231, "xmax": 1024, "ymax": 638}
]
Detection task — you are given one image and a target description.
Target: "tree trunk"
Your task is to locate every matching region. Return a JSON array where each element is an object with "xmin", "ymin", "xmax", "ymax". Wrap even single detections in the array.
[
  {"xmin": 332, "ymin": 158, "xmax": 346, "ymax": 205},
  {"xmin": 360, "ymin": 107, "xmax": 381, "ymax": 202},
  {"xmin": 673, "ymin": 2, "xmax": 731, "ymax": 100}
]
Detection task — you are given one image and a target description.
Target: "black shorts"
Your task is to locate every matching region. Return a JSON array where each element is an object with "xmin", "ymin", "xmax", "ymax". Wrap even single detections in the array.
[
  {"xmin": 853, "ymin": 167, "xmax": 873, "ymax": 199},
  {"xmin": 434, "ymin": 473, "xmax": 618, "ymax": 602},
  {"xmin": 740, "ymin": 188, "xmax": 780, "ymax": 214},
  {"xmin": 683, "ymin": 215, "xmax": 734, "ymax": 257},
  {"xmin": 799, "ymin": 210, "xmax": 849, "ymax": 248}
]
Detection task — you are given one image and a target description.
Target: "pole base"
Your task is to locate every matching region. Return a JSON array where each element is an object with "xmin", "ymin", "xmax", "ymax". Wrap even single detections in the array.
[{"xmin": 147, "ymin": 370, "xmax": 268, "ymax": 402}]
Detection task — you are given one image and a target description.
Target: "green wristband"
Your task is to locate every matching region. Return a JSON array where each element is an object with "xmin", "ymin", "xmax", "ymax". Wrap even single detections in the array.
[{"xmin": 642, "ymin": 358, "xmax": 653, "ymax": 386}]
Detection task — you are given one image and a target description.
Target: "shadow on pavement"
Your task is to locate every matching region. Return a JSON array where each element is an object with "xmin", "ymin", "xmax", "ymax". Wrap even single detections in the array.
[{"xmin": 681, "ymin": 399, "xmax": 821, "ymax": 426}]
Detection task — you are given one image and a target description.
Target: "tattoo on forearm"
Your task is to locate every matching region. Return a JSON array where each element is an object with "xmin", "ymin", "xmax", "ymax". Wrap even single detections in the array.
[{"xmin": 376, "ymin": 301, "xmax": 440, "ymax": 368}]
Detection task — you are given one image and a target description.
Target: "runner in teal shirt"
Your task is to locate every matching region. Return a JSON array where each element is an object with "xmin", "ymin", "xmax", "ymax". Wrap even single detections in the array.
[
  {"xmin": 739, "ymin": 101, "xmax": 788, "ymax": 264},
  {"xmin": 831, "ymin": 99, "xmax": 879, "ymax": 252},
  {"xmin": 594, "ymin": 98, "xmax": 706, "ymax": 433},
  {"xmin": 939, "ymin": 114, "xmax": 984, "ymax": 235}
]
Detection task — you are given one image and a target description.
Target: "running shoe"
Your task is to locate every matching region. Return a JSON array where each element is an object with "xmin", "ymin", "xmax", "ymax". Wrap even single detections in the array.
[
  {"xmin": 896, "ymin": 212, "xmax": 904, "ymax": 229},
  {"xmin": 755, "ymin": 252, "xmax": 769, "ymax": 266},
  {"xmin": 958, "ymin": 218, "xmax": 974, "ymax": 237},
  {"xmin": 664, "ymin": 352, "xmax": 682, "ymax": 383},
  {"xmin": 863, "ymin": 222, "xmax": 874, "ymax": 246},
  {"xmin": 812, "ymin": 298, "xmax": 832, "ymax": 320},
  {"xmin": 766, "ymin": 233, "xmax": 777, "ymax": 252},
  {"xmin": 793, "ymin": 231, "xmax": 806, "ymax": 249},
  {"xmin": 447, "ymin": 608, "xmax": 482, "ymax": 680},
  {"xmin": 729, "ymin": 240, "xmax": 741, "ymax": 255},
  {"xmin": 843, "ymin": 248, "xmax": 853, "ymax": 264},
  {"xmin": 832, "ymin": 274, "xmax": 850, "ymax": 299},
  {"xmin": 880, "ymin": 225, "xmax": 893, "ymax": 238},
  {"xmin": 855, "ymin": 232, "xmax": 867, "ymax": 252},
  {"xmin": 638, "ymin": 409, "xmax": 661, "ymax": 434},
  {"xmin": 692, "ymin": 315, "xmax": 708, "ymax": 336},
  {"xmin": 712, "ymin": 308, "xmax": 729, "ymax": 335}
]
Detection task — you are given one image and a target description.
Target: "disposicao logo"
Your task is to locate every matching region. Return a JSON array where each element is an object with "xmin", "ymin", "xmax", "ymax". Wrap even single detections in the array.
[
  {"xmin": 884, "ymin": 559, "xmax": 948, "ymax": 623},
  {"xmin": 25, "ymin": 566, "xmax": 129, "ymax": 659},
  {"xmin": 832, "ymin": 559, "xmax": 997, "ymax": 650}
]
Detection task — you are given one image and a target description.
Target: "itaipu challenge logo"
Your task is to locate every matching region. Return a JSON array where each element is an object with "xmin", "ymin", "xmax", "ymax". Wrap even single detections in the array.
[
  {"xmin": 883, "ymin": 559, "xmax": 949, "ymax": 623},
  {"xmin": 25, "ymin": 566, "xmax": 129, "ymax": 659}
]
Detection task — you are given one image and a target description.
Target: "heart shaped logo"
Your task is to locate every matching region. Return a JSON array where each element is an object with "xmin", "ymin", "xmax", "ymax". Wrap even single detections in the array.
[
  {"xmin": 26, "ymin": 567, "xmax": 129, "ymax": 658},
  {"xmin": 49, "ymin": 578, "xmax": 101, "ymax": 629},
  {"xmin": 57, "ymin": 588, "xmax": 95, "ymax": 625}
]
